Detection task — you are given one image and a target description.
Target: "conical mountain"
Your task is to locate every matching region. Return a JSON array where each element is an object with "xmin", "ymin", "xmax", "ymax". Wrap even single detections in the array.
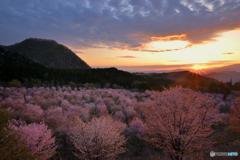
[{"xmin": 6, "ymin": 38, "xmax": 90, "ymax": 69}]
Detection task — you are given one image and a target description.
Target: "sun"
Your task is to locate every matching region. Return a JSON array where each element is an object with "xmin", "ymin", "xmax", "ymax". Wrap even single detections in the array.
[
  {"xmin": 191, "ymin": 64, "xmax": 205, "ymax": 70},
  {"xmin": 190, "ymin": 64, "xmax": 209, "ymax": 74}
]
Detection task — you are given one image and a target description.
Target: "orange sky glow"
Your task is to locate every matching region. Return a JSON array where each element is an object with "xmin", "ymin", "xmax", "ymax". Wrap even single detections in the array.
[
  {"xmin": 70, "ymin": 28, "xmax": 240, "ymax": 72},
  {"xmin": 1, "ymin": 0, "xmax": 240, "ymax": 73}
]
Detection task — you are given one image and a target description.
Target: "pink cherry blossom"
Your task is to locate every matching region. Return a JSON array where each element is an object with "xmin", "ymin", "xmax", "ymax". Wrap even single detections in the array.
[{"xmin": 9, "ymin": 121, "xmax": 56, "ymax": 160}]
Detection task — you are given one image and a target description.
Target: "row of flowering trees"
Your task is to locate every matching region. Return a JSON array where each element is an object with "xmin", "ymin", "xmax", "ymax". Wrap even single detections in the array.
[
  {"xmin": 0, "ymin": 86, "xmax": 237, "ymax": 160},
  {"xmin": 0, "ymin": 110, "xmax": 127, "ymax": 160}
]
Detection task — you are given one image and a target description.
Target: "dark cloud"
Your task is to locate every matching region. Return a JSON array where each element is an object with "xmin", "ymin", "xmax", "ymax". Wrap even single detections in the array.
[{"xmin": 0, "ymin": 0, "xmax": 240, "ymax": 48}]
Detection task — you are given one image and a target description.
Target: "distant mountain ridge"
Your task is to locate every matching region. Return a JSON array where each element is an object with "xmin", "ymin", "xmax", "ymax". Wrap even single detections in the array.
[
  {"xmin": 206, "ymin": 71, "xmax": 240, "ymax": 84},
  {"xmin": 0, "ymin": 38, "xmax": 231, "ymax": 93},
  {"xmin": 143, "ymin": 71, "xmax": 229, "ymax": 93},
  {"xmin": 0, "ymin": 47, "xmax": 229, "ymax": 93},
  {"xmin": 204, "ymin": 64, "xmax": 240, "ymax": 83},
  {"xmin": 5, "ymin": 38, "xmax": 90, "ymax": 69},
  {"xmin": 213, "ymin": 64, "xmax": 240, "ymax": 72}
]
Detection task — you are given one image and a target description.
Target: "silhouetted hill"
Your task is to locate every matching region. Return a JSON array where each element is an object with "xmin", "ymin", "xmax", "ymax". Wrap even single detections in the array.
[
  {"xmin": 0, "ymin": 48, "xmax": 171, "ymax": 90},
  {"xmin": 206, "ymin": 64, "xmax": 240, "ymax": 72},
  {"xmin": 6, "ymin": 38, "xmax": 90, "ymax": 69},
  {"xmin": 0, "ymin": 46, "xmax": 47, "ymax": 82},
  {"xmin": 202, "ymin": 64, "xmax": 240, "ymax": 83},
  {"xmin": 0, "ymin": 45, "xmax": 230, "ymax": 93},
  {"xmin": 206, "ymin": 71, "xmax": 240, "ymax": 84},
  {"xmin": 143, "ymin": 71, "xmax": 230, "ymax": 93}
]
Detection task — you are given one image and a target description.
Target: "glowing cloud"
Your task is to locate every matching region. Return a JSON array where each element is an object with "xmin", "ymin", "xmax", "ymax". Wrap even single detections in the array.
[{"xmin": 142, "ymin": 39, "xmax": 191, "ymax": 52}]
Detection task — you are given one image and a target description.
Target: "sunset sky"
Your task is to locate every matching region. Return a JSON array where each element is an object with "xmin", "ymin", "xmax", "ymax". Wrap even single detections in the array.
[{"xmin": 0, "ymin": 0, "xmax": 240, "ymax": 72}]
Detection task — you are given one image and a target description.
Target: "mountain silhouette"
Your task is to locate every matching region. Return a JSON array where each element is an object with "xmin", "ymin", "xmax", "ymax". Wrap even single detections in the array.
[
  {"xmin": 204, "ymin": 64, "xmax": 240, "ymax": 83},
  {"xmin": 0, "ymin": 39, "xmax": 230, "ymax": 94},
  {"xmin": 5, "ymin": 38, "xmax": 90, "ymax": 69}
]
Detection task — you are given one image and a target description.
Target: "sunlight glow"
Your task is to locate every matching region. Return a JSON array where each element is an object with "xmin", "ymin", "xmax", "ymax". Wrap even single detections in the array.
[
  {"xmin": 143, "ymin": 40, "xmax": 190, "ymax": 51},
  {"xmin": 191, "ymin": 64, "xmax": 207, "ymax": 71},
  {"xmin": 72, "ymin": 28, "xmax": 240, "ymax": 72}
]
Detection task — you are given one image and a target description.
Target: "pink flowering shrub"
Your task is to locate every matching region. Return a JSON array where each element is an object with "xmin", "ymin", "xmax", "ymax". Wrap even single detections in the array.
[
  {"xmin": 68, "ymin": 116, "xmax": 126, "ymax": 160},
  {"xmin": 126, "ymin": 118, "xmax": 145, "ymax": 138},
  {"xmin": 21, "ymin": 104, "xmax": 44, "ymax": 122},
  {"xmin": 114, "ymin": 110, "xmax": 125, "ymax": 122},
  {"xmin": 125, "ymin": 118, "xmax": 146, "ymax": 156},
  {"xmin": 9, "ymin": 121, "xmax": 57, "ymax": 160},
  {"xmin": 0, "ymin": 86, "xmax": 229, "ymax": 160},
  {"xmin": 229, "ymin": 97, "xmax": 240, "ymax": 133},
  {"xmin": 0, "ymin": 97, "xmax": 25, "ymax": 111},
  {"xmin": 0, "ymin": 109, "xmax": 35, "ymax": 160},
  {"xmin": 44, "ymin": 107, "xmax": 66, "ymax": 130},
  {"xmin": 142, "ymin": 87, "xmax": 221, "ymax": 160}
]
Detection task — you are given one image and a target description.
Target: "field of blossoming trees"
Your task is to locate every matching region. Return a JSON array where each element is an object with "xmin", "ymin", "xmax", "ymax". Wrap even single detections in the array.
[{"xmin": 0, "ymin": 86, "xmax": 240, "ymax": 160}]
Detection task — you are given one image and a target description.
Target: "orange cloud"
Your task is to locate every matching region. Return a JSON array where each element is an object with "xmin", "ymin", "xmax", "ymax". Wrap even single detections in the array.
[
  {"xmin": 113, "ymin": 33, "xmax": 193, "ymax": 53},
  {"xmin": 150, "ymin": 34, "xmax": 188, "ymax": 41},
  {"xmin": 118, "ymin": 55, "xmax": 136, "ymax": 58}
]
